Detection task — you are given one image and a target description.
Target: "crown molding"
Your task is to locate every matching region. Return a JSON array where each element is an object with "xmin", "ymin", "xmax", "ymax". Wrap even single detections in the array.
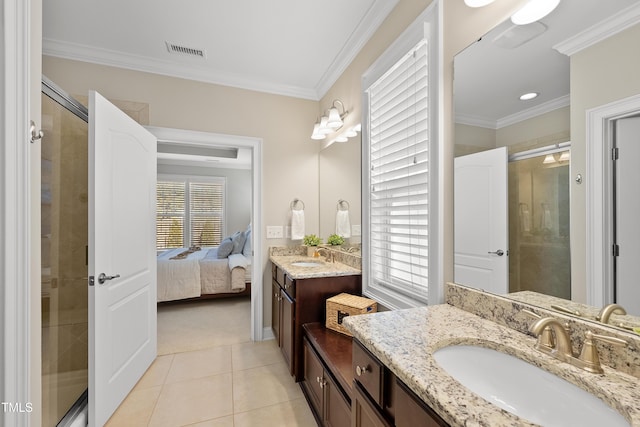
[
  {"xmin": 314, "ymin": 0, "xmax": 400, "ymax": 99},
  {"xmin": 456, "ymin": 95, "xmax": 570, "ymax": 129},
  {"xmin": 497, "ymin": 95, "xmax": 570, "ymax": 128},
  {"xmin": 43, "ymin": 38, "xmax": 319, "ymax": 100},
  {"xmin": 554, "ymin": 3, "xmax": 640, "ymax": 56}
]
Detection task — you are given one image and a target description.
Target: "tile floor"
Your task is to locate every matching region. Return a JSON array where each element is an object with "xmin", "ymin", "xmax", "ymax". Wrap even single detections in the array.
[{"xmin": 105, "ymin": 298, "xmax": 316, "ymax": 426}]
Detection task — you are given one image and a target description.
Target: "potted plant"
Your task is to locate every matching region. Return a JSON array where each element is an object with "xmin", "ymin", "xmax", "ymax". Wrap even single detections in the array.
[
  {"xmin": 303, "ymin": 234, "xmax": 322, "ymax": 256},
  {"xmin": 327, "ymin": 234, "xmax": 345, "ymax": 246}
]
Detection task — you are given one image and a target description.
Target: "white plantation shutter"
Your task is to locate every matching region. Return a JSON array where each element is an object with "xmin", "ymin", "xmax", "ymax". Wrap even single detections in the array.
[
  {"xmin": 366, "ymin": 39, "xmax": 429, "ymax": 303},
  {"xmin": 156, "ymin": 177, "xmax": 225, "ymax": 250},
  {"xmin": 189, "ymin": 181, "xmax": 224, "ymax": 246}
]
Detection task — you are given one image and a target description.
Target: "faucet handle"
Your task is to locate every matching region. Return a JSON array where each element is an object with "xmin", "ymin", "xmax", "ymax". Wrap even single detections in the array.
[
  {"xmin": 522, "ymin": 310, "xmax": 555, "ymax": 350},
  {"xmin": 577, "ymin": 331, "xmax": 627, "ymax": 374}
]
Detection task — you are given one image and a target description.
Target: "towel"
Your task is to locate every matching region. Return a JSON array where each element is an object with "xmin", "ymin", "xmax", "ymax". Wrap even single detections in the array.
[
  {"xmin": 520, "ymin": 206, "xmax": 531, "ymax": 233},
  {"xmin": 291, "ymin": 209, "xmax": 305, "ymax": 240},
  {"xmin": 336, "ymin": 210, "xmax": 351, "ymax": 238},
  {"xmin": 541, "ymin": 208, "xmax": 552, "ymax": 230}
]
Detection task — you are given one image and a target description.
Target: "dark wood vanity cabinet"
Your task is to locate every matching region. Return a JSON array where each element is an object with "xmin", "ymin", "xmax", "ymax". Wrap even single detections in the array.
[
  {"xmin": 271, "ymin": 263, "xmax": 361, "ymax": 380},
  {"xmin": 352, "ymin": 340, "xmax": 449, "ymax": 427}
]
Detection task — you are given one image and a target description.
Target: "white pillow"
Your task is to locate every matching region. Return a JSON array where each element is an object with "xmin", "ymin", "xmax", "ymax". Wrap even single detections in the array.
[{"xmin": 242, "ymin": 229, "xmax": 252, "ymax": 257}]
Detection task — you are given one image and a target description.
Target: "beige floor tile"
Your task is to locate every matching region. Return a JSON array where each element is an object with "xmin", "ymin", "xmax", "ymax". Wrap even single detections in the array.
[
  {"xmin": 136, "ymin": 354, "xmax": 174, "ymax": 390},
  {"xmin": 148, "ymin": 373, "xmax": 233, "ymax": 427},
  {"xmin": 232, "ymin": 361, "xmax": 304, "ymax": 413},
  {"xmin": 105, "ymin": 385, "xmax": 161, "ymax": 427},
  {"xmin": 231, "ymin": 339, "xmax": 282, "ymax": 371},
  {"xmin": 186, "ymin": 415, "xmax": 234, "ymax": 426},
  {"xmin": 165, "ymin": 345, "xmax": 232, "ymax": 384},
  {"xmin": 233, "ymin": 398, "xmax": 317, "ymax": 427}
]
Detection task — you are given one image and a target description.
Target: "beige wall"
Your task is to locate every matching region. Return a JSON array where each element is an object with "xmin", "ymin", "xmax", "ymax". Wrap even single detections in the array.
[
  {"xmin": 496, "ymin": 106, "xmax": 570, "ymax": 150},
  {"xmin": 570, "ymin": 23, "xmax": 640, "ymax": 303}
]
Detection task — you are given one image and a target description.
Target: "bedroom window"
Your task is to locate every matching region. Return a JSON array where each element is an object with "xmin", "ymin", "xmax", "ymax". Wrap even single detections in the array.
[
  {"xmin": 361, "ymin": 3, "xmax": 440, "ymax": 309},
  {"xmin": 157, "ymin": 176, "xmax": 226, "ymax": 249}
]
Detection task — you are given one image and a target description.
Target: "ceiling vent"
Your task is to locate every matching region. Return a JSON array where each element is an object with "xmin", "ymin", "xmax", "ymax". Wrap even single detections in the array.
[{"xmin": 165, "ymin": 41, "xmax": 206, "ymax": 59}]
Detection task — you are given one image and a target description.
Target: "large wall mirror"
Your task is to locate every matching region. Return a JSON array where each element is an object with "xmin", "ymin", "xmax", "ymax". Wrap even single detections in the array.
[
  {"xmin": 319, "ymin": 136, "xmax": 362, "ymax": 252},
  {"xmin": 454, "ymin": 0, "xmax": 640, "ymax": 331}
]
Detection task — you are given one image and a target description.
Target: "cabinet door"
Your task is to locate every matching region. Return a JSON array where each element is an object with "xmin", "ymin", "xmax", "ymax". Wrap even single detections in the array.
[
  {"xmin": 302, "ymin": 339, "xmax": 324, "ymax": 419},
  {"xmin": 352, "ymin": 381, "xmax": 391, "ymax": 427},
  {"xmin": 395, "ymin": 380, "xmax": 448, "ymax": 427},
  {"xmin": 271, "ymin": 281, "xmax": 281, "ymax": 346},
  {"xmin": 324, "ymin": 374, "xmax": 351, "ymax": 427},
  {"xmin": 280, "ymin": 289, "xmax": 295, "ymax": 375}
]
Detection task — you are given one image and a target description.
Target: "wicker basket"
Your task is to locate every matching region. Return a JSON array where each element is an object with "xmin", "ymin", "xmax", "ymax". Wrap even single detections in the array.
[{"xmin": 326, "ymin": 293, "xmax": 377, "ymax": 336}]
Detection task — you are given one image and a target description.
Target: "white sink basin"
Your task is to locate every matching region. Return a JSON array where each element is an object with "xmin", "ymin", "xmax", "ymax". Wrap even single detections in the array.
[
  {"xmin": 433, "ymin": 345, "xmax": 629, "ymax": 427},
  {"xmin": 290, "ymin": 261, "xmax": 324, "ymax": 267}
]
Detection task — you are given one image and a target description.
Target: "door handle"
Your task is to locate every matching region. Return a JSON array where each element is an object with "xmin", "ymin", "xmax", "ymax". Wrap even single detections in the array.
[
  {"xmin": 98, "ymin": 273, "xmax": 121, "ymax": 284},
  {"xmin": 488, "ymin": 249, "xmax": 505, "ymax": 256}
]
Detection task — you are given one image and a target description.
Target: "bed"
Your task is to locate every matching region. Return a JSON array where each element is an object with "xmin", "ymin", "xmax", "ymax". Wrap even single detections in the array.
[{"xmin": 157, "ymin": 246, "xmax": 251, "ymax": 302}]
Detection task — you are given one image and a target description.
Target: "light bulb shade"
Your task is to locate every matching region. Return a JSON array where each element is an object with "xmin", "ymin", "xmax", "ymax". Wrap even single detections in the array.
[
  {"xmin": 319, "ymin": 116, "xmax": 332, "ymax": 134},
  {"xmin": 542, "ymin": 154, "xmax": 556, "ymax": 164},
  {"xmin": 311, "ymin": 123, "xmax": 326, "ymax": 140},
  {"xmin": 326, "ymin": 107, "xmax": 343, "ymax": 129},
  {"xmin": 335, "ymin": 134, "xmax": 348, "ymax": 143},
  {"xmin": 511, "ymin": 0, "xmax": 561, "ymax": 25},
  {"xmin": 344, "ymin": 127, "xmax": 358, "ymax": 138},
  {"xmin": 558, "ymin": 151, "xmax": 570, "ymax": 162},
  {"xmin": 464, "ymin": 0, "xmax": 496, "ymax": 7}
]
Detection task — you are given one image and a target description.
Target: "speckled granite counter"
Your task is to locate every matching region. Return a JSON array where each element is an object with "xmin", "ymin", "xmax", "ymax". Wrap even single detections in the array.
[
  {"xmin": 343, "ymin": 304, "xmax": 640, "ymax": 427},
  {"xmin": 269, "ymin": 254, "xmax": 361, "ymax": 279}
]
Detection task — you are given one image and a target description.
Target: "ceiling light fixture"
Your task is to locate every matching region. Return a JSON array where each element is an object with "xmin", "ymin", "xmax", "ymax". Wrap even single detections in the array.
[
  {"xmin": 464, "ymin": 0, "xmax": 496, "ymax": 7},
  {"xmin": 519, "ymin": 92, "xmax": 539, "ymax": 101},
  {"xmin": 311, "ymin": 99, "xmax": 356, "ymax": 141},
  {"xmin": 511, "ymin": 0, "xmax": 561, "ymax": 26}
]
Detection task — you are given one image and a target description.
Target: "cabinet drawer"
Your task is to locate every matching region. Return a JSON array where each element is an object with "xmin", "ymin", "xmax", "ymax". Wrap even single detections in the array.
[
  {"xmin": 353, "ymin": 340, "xmax": 384, "ymax": 406},
  {"xmin": 276, "ymin": 265, "xmax": 285, "ymax": 286},
  {"xmin": 283, "ymin": 274, "xmax": 295, "ymax": 296}
]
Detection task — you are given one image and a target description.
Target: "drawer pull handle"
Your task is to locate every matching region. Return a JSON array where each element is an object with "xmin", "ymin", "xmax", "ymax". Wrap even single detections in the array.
[{"xmin": 356, "ymin": 365, "xmax": 369, "ymax": 376}]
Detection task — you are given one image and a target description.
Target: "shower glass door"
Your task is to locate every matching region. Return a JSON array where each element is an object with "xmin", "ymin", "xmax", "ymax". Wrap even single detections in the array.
[
  {"xmin": 508, "ymin": 147, "xmax": 571, "ymax": 299},
  {"xmin": 41, "ymin": 82, "xmax": 89, "ymax": 426}
]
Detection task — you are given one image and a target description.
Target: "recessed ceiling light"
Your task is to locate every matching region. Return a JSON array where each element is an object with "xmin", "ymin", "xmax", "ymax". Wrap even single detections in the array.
[
  {"xmin": 464, "ymin": 0, "xmax": 496, "ymax": 7},
  {"xmin": 511, "ymin": 0, "xmax": 561, "ymax": 26},
  {"xmin": 519, "ymin": 92, "xmax": 539, "ymax": 101}
]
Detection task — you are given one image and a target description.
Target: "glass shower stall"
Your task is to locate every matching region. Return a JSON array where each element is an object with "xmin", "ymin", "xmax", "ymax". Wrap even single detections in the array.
[{"xmin": 41, "ymin": 77, "xmax": 89, "ymax": 426}]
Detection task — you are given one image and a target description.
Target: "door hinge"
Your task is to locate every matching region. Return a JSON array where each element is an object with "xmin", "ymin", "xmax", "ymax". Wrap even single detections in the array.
[
  {"xmin": 612, "ymin": 147, "xmax": 619, "ymax": 160},
  {"xmin": 613, "ymin": 244, "xmax": 620, "ymax": 257}
]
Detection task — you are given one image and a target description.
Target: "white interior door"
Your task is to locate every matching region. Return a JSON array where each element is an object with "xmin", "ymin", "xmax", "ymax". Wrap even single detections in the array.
[
  {"xmin": 615, "ymin": 117, "xmax": 640, "ymax": 316},
  {"xmin": 454, "ymin": 147, "xmax": 508, "ymax": 294},
  {"xmin": 89, "ymin": 91, "xmax": 157, "ymax": 426}
]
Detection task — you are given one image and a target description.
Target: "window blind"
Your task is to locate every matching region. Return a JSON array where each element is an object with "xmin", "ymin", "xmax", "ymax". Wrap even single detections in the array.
[
  {"xmin": 156, "ymin": 178, "xmax": 225, "ymax": 250},
  {"xmin": 367, "ymin": 39, "xmax": 429, "ymax": 303}
]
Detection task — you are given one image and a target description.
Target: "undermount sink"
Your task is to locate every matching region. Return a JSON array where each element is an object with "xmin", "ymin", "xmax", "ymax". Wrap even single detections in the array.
[
  {"xmin": 290, "ymin": 261, "xmax": 324, "ymax": 267},
  {"xmin": 433, "ymin": 345, "xmax": 629, "ymax": 427}
]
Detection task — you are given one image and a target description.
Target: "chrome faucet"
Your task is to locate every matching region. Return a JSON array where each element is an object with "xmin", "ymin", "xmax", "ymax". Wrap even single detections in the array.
[
  {"xmin": 314, "ymin": 248, "xmax": 334, "ymax": 263},
  {"xmin": 596, "ymin": 303, "xmax": 627, "ymax": 324}
]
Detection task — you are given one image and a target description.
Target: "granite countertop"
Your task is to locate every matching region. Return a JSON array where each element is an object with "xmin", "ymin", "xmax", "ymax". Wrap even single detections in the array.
[
  {"xmin": 343, "ymin": 304, "xmax": 640, "ymax": 427},
  {"xmin": 270, "ymin": 254, "xmax": 361, "ymax": 279}
]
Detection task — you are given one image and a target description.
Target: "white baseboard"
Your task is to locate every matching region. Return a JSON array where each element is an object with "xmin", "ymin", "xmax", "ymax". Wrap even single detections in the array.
[{"xmin": 262, "ymin": 327, "xmax": 275, "ymax": 341}]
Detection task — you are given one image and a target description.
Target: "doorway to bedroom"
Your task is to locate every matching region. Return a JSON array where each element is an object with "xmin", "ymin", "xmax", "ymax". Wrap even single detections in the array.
[{"xmin": 148, "ymin": 126, "xmax": 264, "ymax": 342}]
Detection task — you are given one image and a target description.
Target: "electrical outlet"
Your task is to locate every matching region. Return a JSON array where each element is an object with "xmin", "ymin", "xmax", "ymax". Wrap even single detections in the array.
[
  {"xmin": 266, "ymin": 226, "xmax": 284, "ymax": 239},
  {"xmin": 352, "ymin": 225, "xmax": 361, "ymax": 236}
]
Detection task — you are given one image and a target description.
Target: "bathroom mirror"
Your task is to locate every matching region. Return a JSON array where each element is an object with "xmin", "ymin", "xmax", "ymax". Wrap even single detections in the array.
[
  {"xmin": 318, "ymin": 136, "xmax": 362, "ymax": 253},
  {"xmin": 453, "ymin": 0, "xmax": 640, "ymax": 331}
]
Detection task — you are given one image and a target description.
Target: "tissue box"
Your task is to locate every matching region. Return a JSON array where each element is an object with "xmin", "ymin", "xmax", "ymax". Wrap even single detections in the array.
[{"xmin": 326, "ymin": 293, "xmax": 377, "ymax": 336}]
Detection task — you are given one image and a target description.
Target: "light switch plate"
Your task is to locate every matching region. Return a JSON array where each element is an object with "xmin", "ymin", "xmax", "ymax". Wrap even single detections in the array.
[
  {"xmin": 352, "ymin": 225, "xmax": 361, "ymax": 236},
  {"xmin": 266, "ymin": 226, "xmax": 284, "ymax": 239}
]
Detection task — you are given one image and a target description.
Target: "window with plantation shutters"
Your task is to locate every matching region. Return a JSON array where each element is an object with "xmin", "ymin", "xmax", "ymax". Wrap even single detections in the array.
[
  {"xmin": 156, "ymin": 176, "xmax": 225, "ymax": 250},
  {"xmin": 365, "ymin": 38, "xmax": 430, "ymax": 305}
]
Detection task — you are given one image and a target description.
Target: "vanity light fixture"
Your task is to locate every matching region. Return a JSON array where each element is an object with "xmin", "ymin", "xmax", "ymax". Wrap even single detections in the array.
[
  {"xmin": 464, "ymin": 0, "xmax": 496, "ymax": 7},
  {"xmin": 519, "ymin": 92, "xmax": 539, "ymax": 101},
  {"xmin": 310, "ymin": 99, "xmax": 351, "ymax": 140},
  {"xmin": 329, "ymin": 123, "xmax": 362, "ymax": 144},
  {"xmin": 543, "ymin": 154, "xmax": 556, "ymax": 164},
  {"xmin": 511, "ymin": 0, "xmax": 561, "ymax": 26},
  {"xmin": 558, "ymin": 151, "xmax": 570, "ymax": 162}
]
